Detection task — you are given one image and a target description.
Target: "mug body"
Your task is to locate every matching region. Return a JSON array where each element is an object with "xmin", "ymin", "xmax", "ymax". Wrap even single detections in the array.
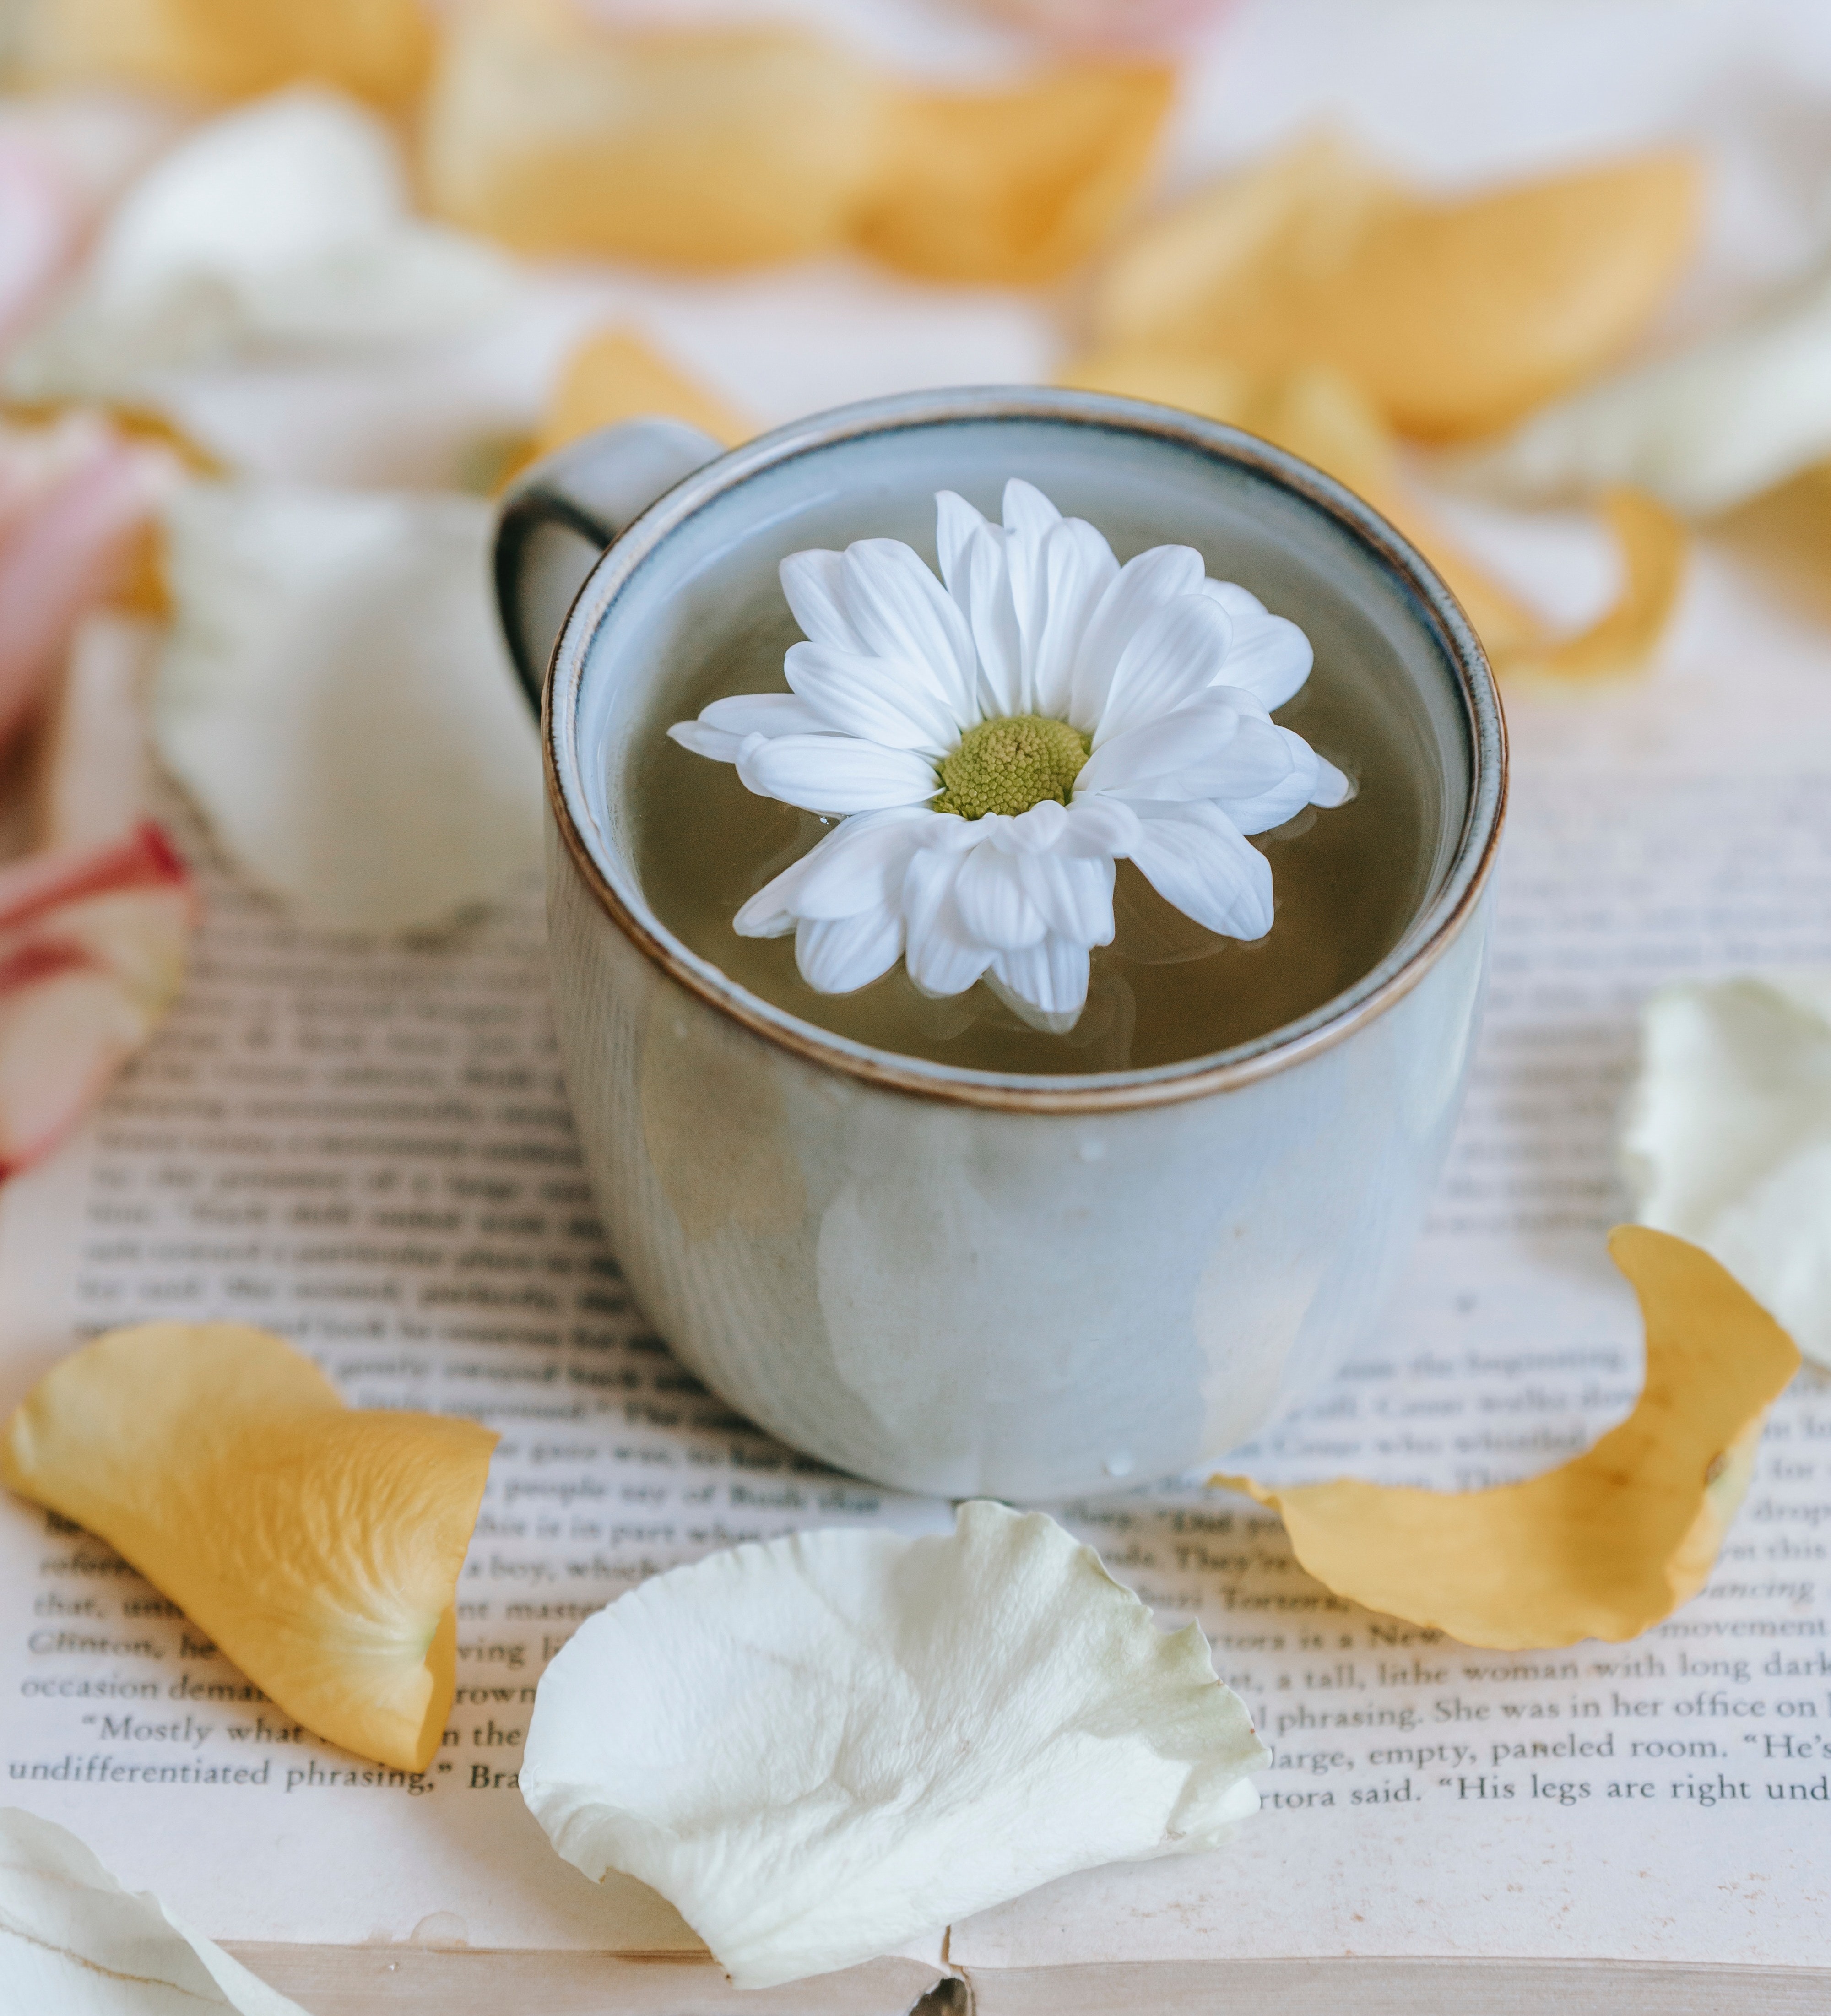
[{"xmin": 530, "ymin": 391, "xmax": 1503, "ymax": 1501}]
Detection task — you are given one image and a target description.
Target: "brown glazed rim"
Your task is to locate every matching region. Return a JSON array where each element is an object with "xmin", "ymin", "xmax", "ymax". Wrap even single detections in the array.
[{"xmin": 543, "ymin": 387, "xmax": 1507, "ymax": 1115}]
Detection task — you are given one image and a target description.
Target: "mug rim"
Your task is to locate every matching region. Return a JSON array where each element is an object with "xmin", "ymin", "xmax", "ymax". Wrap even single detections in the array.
[{"xmin": 543, "ymin": 386, "xmax": 1507, "ymax": 1116}]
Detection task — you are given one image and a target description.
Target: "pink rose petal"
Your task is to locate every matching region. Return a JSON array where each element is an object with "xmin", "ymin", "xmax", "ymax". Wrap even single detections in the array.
[
  {"xmin": 0, "ymin": 821, "xmax": 197, "ymax": 1178},
  {"xmin": 0, "ymin": 414, "xmax": 177, "ymax": 754}
]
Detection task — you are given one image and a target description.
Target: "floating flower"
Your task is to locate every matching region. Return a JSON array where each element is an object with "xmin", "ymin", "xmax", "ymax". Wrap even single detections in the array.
[{"xmin": 669, "ymin": 480, "xmax": 1349, "ymax": 1033}]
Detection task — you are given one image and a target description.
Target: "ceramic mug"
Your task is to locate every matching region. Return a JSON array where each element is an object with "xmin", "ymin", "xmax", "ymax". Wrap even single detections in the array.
[{"xmin": 494, "ymin": 389, "xmax": 1505, "ymax": 1501}]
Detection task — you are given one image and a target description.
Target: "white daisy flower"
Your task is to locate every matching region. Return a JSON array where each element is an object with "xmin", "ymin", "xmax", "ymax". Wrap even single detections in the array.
[{"xmin": 668, "ymin": 479, "xmax": 1351, "ymax": 1035}]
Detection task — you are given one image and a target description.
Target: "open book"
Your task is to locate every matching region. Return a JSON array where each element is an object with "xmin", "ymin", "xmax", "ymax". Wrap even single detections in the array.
[{"xmin": 2, "ymin": 502, "xmax": 1830, "ymax": 2014}]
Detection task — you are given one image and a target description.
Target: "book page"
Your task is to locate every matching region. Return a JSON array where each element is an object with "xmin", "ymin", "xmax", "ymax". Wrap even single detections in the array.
[{"xmin": 950, "ymin": 537, "xmax": 1831, "ymax": 1975}]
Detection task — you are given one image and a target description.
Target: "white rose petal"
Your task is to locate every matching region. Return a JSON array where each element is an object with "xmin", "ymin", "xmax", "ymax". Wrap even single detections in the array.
[
  {"xmin": 5, "ymin": 86, "xmax": 517, "ymax": 403},
  {"xmin": 0, "ymin": 1807, "xmax": 306, "ymax": 2014},
  {"xmin": 1622, "ymin": 975, "xmax": 1831, "ymax": 1368},
  {"xmin": 521, "ymin": 1500, "xmax": 1267, "ymax": 1991},
  {"xmin": 153, "ymin": 480, "xmax": 541, "ymax": 933},
  {"xmin": 1454, "ymin": 259, "xmax": 1831, "ymax": 518}
]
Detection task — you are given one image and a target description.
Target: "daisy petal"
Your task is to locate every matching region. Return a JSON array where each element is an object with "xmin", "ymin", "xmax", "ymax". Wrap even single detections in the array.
[
  {"xmin": 958, "ymin": 521, "xmax": 1022, "ymax": 719},
  {"xmin": 737, "ymin": 733, "xmax": 937, "ymax": 815},
  {"xmin": 989, "ymin": 937, "xmax": 1092, "ymax": 1032},
  {"xmin": 1127, "ymin": 803, "xmax": 1274, "ymax": 941},
  {"xmin": 1017, "ymin": 849, "xmax": 1116, "ymax": 946},
  {"xmin": 734, "ymin": 809, "xmax": 930, "ymax": 935},
  {"xmin": 1200, "ymin": 581, "xmax": 1314, "ymax": 710},
  {"xmin": 1067, "ymin": 543, "xmax": 1205, "ymax": 732},
  {"xmin": 1077, "ymin": 688, "xmax": 1270, "ymax": 801},
  {"xmin": 1062, "ymin": 794, "xmax": 1143, "ymax": 857},
  {"xmin": 990, "ymin": 800, "xmax": 1069, "ymax": 853},
  {"xmin": 667, "ymin": 719, "xmax": 747, "ymax": 763},
  {"xmin": 1310, "ymin": 753, "xmax": 1354, "ymax": 807},
  {"xmin": 934, "ymin": 489, "xmax": 989, "ymax": 595},
  {"xmin": 954, "ymin": 841, "xmax": 1048, "ymax": 950},
  {"xmin": 1030, "ymin": 518, "xmax": 1120, "ymax": 721},
  {"xmin": 842, "ymin": 539, "xmax": 978, "ymax": 726},
  {"xmin": 1095, "ymin": 592, "xmax": 1234, "ymax": 748},
  {"xmin": 1001, "ymin": 477, "xmax": 1062, "ymax": 544},
  {"xmin": 780, "ymin": 549, "xmax": 864, "ymax": 654},
  {"xmin": 904, "ymin": 847, "xmax": 994, "ymax": 997},
  {"xmin": 795, "ymin": 909, "xmax": 904, "ymax": 994},
  {"xmin": 791, "ymin": 808, "xmax": 932, "ymax": 919},
  {"xmin": 785, "ymin": 643, "xmax": 958, "ymax": 753},
  {"xmin": 1213, "ymin": 726, "xmax": 1323, "ymax": 835},
  {"xmin": 671, "ymin": 691, "xmax": 828, "ymax": 763}
]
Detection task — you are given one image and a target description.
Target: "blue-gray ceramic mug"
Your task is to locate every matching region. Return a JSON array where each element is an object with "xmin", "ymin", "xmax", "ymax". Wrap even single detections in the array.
[{"xmin": 495, "ymin": 388, "xmax": 1505, "ymax": 1501}]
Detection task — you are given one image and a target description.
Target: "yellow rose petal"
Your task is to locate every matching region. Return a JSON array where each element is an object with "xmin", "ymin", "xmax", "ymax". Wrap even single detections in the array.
[
  {"xmin": 853, "ymin": 64, "xmax": 1172, "ymax": 285},
  {"xmin": 1503, "ymin": 487, "xmax": 1689, "ymax": 682},
  {"xmin": 1094, "ymin": 134, "xmax": 1701, "ymax": 439},
  {"xmin": 1215, "ymin": 1228, "xmax": 1797, "ymax": 1649},
  {"xmin": 24, "ymin": 0, "xmax": 433, "ymax": 103},
  {"xmin": 422, "ymin": 2, "xmax": 885, "ymax": 267},
  {"xmin": 1056, "ymin": 347, "xmax": 1543, "ymax": 661},
  {"xmin": 534, "ymin": 329, "xmax": 750, "ymax": 460},
  {"xmin": 1, "ymin": 1321, "xmax": 497, "ymax": 1772}
]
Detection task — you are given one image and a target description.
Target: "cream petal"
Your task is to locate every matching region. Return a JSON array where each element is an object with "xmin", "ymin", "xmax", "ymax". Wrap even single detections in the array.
[
  {"xmin": 780, "ymin": 548, "xmax": 865, "ymax": 654},
  {"xmin": 987, "ymin": 938, "xmax": 1092, "ymax": 1031},
  {"xmin": 1200, "ymin": 581, "xmax": 1314, "ymax": 711},
  {"xmin": 1000, "ymin": 476, "xmax": 1062, "ymax": 544},
  {"xmin": 1454, "ymin": 258, "xmax": 1831, "ymax": 517},
  {"xmin": 795, "ymin": 908, "xmax": 904, "ymax": 994},
  {"xmin": 1029, "ymin": 518, "xmax": 1120, "ymax": 721},
  {"xmin": 152, "ymin": 480, "xmax": 540, "ymax": 934},
  {"xmin": 1067, "ymin": 543, "xmax": 1205, "ymax": 732},
  {"xmin": 785, "ymin": 642, "xmax": 959, "ymax": 754},
  {"xmin": 1126, "ymin": 802, "xmax": 1273, "ymax": 941},
  {"xmin": 953, "ymin": 841, "xmax": 1048, "ymax": 950},
  {"xmin": 0, "ymin": 1808, "xmax": 309, "ymax": 2015},
  {"xmin": 737, "ymin": 733, "xmax": 937, "ymax": 815},
  {"xmin": 842, "ymin": 538, "xmax": 979, "ymax": 727},
  {"xmin": 1622, "ymin": 976, "xmax": 1831, "ymax": 1369},
  {"xmin": 520, "ymin": 1501, "xmax": 1265, "ymax": 1992},
  {"xmin": 903, "ymin": 846, "xmax": 994, "ymax": 996}
]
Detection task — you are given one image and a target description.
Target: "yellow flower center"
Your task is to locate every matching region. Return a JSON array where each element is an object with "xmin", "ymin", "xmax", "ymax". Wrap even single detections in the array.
[{"xmin": 932, "ymin": 714, "xmax": 1091, "ymax": 821}]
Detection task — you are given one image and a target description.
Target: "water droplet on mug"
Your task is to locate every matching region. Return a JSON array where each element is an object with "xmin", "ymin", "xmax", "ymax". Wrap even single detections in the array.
[
  {"xmin": 1103, "ymin": 1450, "xmax": 1133, "ymax": 1479},
  {"xmin": 1077, "ymin": 1135, "xmax": 1106, "ymax": 1163}
]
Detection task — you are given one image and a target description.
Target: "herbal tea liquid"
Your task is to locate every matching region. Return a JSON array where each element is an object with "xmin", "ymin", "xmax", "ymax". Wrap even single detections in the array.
[{"xmin": 635, "ymin": 612, "xmax": 1435, "ymax": 1076}]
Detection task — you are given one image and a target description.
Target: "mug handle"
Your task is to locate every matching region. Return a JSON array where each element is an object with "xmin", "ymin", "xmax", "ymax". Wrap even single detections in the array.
[{"xmin": 493, "ymin": 417, "xmax": 725, "ymax": 713}]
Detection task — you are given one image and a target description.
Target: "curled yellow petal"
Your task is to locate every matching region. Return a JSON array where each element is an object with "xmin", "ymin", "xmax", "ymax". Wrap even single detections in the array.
[
  {"xmin": 852, "ymin": 65, "xmax": 1172, "ymax": 285},
  {"xmin": 1215, "ymin": 1227, "xmax": 1798, "ymax": 1650},
  {"xmin": 1056, "ymin": 347, "xmax": 1542, "ymax": 660},
  {"xmin": 422, "ymin": 2, "xmax": 885, "ymax": 266},
  {"xmin": 534, "ymin": 329, "xmax": 751, "ymax": 460},
  {"xmin": 1094, "ymin": 133, "xmax": 1701, "ymax": 439},
  {"xmin": 23, "ymin": 0, "xmax": 433, "ymax": 103},
  {"xmin": 1, "ymin": 1322, "xmax": 497, "ymax": 1772},
  {"xmin": 1501, "ymin": 487, "xmax": 1689, "ymax": 682}
]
